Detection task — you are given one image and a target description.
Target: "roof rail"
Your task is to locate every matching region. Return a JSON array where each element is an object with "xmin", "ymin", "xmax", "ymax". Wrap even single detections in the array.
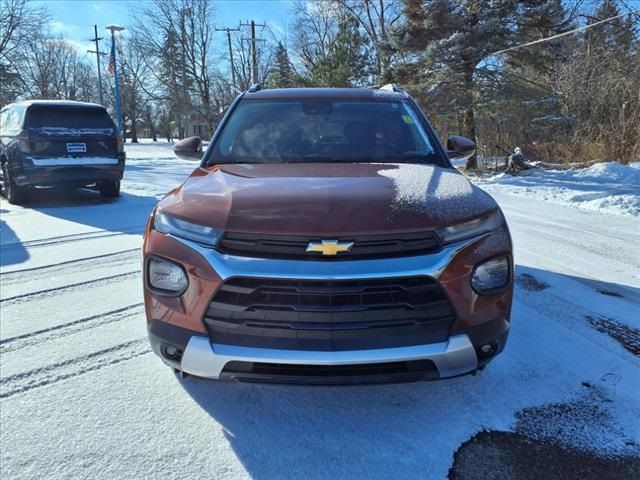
[
  {"xmin": 378, "ymin": 83, "xmax": 404, "ymax": 93},
  {"xmin": 248, "ymin": 84, "xmax": 262, "ymax": 92}
]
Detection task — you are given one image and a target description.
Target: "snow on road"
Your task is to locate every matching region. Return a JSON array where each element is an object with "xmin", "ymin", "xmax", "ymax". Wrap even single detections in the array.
[{"xmin": 1, "ymin": 142, "xmax": 639, "ymax": 479}]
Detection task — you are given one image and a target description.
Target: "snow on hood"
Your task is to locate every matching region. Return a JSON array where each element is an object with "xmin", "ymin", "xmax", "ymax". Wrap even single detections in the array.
[{"xmin": 378, "ymin": 163, "xmax": 498, "ymax": 221}]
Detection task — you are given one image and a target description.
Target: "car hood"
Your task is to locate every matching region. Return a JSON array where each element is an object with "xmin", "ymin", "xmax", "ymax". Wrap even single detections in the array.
[{"xmin": 157, "ymin": 162, "xmax": 498, "ymax": 235}]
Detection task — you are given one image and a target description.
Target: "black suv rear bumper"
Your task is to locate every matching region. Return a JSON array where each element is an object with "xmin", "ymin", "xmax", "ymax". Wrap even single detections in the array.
[{"xmin": 12, "ymin": 158, "xmax": 125, "ymax": 188}]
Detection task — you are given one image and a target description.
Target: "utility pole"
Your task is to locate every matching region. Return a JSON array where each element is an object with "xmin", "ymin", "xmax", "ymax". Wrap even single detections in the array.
[
  {"xmin": 240, "ymin": 20, "xmax": 265, "ymax": 84},
  {"xmin": 214, "ymin": 26, "xmax": 241, "ymax": 89},
  {"xmin": 87, "ymin": 25, "xmax": 107, "ymax": 105}
]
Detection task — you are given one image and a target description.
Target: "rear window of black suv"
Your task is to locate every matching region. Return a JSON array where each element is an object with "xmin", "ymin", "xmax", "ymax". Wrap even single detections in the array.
[{"xmin": 26, "ymin": 106, "xmax": 115, "ymax": 130}]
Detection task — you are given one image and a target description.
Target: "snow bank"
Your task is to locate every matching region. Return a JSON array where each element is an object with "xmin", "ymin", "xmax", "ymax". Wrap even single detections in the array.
[
  {"xmin": 574, "ymin": 161, "xmax": 640, "ymax": 184},
  {"xmin": 475, "ymin": 162, "xmax": 640, "ymax": 217}
]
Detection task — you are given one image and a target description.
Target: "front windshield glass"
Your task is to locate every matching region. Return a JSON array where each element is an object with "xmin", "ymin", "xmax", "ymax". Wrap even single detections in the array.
[{"xmin": 210, "ymin": 99, "xmax": 438, "ymax": 164}]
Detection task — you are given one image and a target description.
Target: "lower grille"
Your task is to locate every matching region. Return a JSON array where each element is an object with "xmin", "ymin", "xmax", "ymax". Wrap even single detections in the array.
[
  {"xmin": 220, "ymin": 359, "xmax": 439, "ymax": 384},
  {"xmin": 203, "ymin": 276, "xmax": 456, "ymax": 351}
]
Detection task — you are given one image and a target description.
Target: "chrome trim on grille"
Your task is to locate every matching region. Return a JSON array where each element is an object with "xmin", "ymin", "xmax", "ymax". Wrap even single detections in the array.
[
  {"xmin": 172, "ymin": 235, "xmax": 483, "ymax": 281},
  {"xmin": 180, "ymin": 334, "xmax": 478, "ymax": 379}
]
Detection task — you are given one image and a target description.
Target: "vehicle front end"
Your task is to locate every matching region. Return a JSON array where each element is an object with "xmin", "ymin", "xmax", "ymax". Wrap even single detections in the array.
[
  {"xmin": 142, "ymin": 87, "xmax": 513, "ymax": 384},
  {"xmin": 142, "ymin": 173, "xmax": 513, "ymax": 385}
]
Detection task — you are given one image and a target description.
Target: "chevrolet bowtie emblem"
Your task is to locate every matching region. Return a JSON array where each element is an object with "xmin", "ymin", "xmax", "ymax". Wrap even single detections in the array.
[{"xmin": 306, "ymin": 240, "xmax": 354, "ymax": 256}]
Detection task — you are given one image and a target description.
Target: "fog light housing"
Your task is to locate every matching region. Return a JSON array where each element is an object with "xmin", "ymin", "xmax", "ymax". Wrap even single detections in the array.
[
  {"xmin": 148, "ymin": 257, "xmax": 188, "ymax": 295},
  {"xmin": 471, "ymin": 256, "xmax": 510, "ymax": 294},
  {"xmin": 161, "ymin": 344, "xmax": 182, "ymax": 361}
]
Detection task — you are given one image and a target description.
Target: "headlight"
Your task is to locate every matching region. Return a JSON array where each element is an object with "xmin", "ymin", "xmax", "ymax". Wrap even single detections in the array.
[
  {"xmin": 147, "ymin": 257, "xmax": 188, "ymax": 294},
  {"xmin": 471, "ymin": 256, "xmax": 510, "ymax": 294},
  {"xmin": 154, "ymin": 211, "xmax": 222, "ymax": 246},
  {"xmin": 437, "ymin": 210, "xmax": 502, "ymax": 244}
]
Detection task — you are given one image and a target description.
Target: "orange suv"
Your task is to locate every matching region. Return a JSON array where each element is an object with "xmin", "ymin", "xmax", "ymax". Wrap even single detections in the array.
[{"xmin": 142, "ymin": 85, "xmax": 513, "ymax": 384}]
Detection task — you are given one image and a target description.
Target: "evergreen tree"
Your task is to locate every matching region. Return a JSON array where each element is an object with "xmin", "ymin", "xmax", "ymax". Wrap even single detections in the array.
[
  {"xmin": 268, "ymin": 42, "xmax": 294, "ymax": 88},
  {"xmin": 588, "ymin": 0, "xmax": 636, "ymax": 57},
  {"xmin": 394, "ymin": 0, "xmax": 520, "ymax": 169},
  {"xmin": 310, "ymin": 15, "xmax": 371, "ymax": 87},
  {"xmin": 490, "ymin": 0, "xmax": 572, "ymax": 154},
  {"xmin": 292, "ymin": 2, "xmax": 373, "ymax": 87}
]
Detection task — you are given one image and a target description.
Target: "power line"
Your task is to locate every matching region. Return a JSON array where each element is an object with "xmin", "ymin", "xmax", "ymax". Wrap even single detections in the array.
[{"xmin": 491, "ymin": 7, "xmax": 640, "ymax": 57}]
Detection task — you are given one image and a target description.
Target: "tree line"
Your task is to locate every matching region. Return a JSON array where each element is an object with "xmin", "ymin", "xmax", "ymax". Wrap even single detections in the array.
[{"xmin": 1, "ymin": 0, "xmax": 638, "ymax": 168}]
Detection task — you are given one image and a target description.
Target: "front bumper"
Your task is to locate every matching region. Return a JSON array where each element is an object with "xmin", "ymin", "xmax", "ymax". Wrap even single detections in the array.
[
  {"xmin": 144, "ymin": 229, "xmax": 513, "ymax": 383},
  {"xmin": 186, "ymin": 334, "xmax": 477, "ymax": 380},
  {"xmin": 148, "ymin": 317, "xmax": 509, "ymax": 383}
]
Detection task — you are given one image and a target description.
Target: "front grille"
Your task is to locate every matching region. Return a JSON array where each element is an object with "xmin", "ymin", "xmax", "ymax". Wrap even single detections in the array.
[
  {"xmin": 218, "ymin": 231, "xmax": 441, "ymax": 260},
  {"xmin": 220, "ymin": 359, "xmax": 439, "ymax": 384},
  {"xmin": 203, "ymin": 276, "xmax": 456, "ymax": 351}
]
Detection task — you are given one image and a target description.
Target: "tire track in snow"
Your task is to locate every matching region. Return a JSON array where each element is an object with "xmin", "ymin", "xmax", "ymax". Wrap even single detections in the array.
[
  {"xmin": 1, "ymin": 225, "xmax": 144, "ymax": 250},
  {"xmin": 0, "ymin": 304, "xmax": 144, "ymax": 354},
  {"xmin": 0, "ymin": 271, "xmax": 140, "ymax": 305},
  {"xmin": 586, "ymin": 315, "xmax": 640, "ymax": 357},
  {"xmin": 0, "ymin": 338, "xmax": 151, "ymax": 399},
  {"xmin": 0, "ymin": 248, "xmax": 140, "ymax": 280}
]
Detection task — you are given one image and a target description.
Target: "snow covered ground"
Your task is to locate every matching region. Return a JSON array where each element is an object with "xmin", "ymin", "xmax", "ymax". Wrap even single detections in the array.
[
  {"xmin": 1, "ymin": 141, "xmax": 639, "ymax": 479},
  {"xmin": 474, "ymin": 161, "xmax": 640, "ymax": 217}
]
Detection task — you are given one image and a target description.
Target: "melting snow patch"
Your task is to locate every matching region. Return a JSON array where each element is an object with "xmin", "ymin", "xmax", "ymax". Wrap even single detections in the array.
[
  {"xmin": 514, "ymin": 383, "xmax": 640, "ymax": 457},
  {"xmin": 378, "ymin": 164, "xmax": 497, "ymax": 223}
]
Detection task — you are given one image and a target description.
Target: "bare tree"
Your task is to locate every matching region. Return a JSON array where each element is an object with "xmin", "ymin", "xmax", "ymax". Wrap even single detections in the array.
[
  {"xmin": 231, "ymin": 34, "xmax": 272, "ymax": 91},
  {"xmin": 134, "ymin": 0, "xmax": 218, "ymax": 138},
  {"xmin": 0, "ymin": 0, "xmax": 49, "ymax": 104},
  {"xmin": 115, "ymin": 34, "xmax": 158, "ymax": 142},
  {"xmin": 15, "ymin": 34, "xmax": 97, "ymax": 101},
  {"xmin": 554, "ymin": 48, "xmax": 640, "ymax": 163}
]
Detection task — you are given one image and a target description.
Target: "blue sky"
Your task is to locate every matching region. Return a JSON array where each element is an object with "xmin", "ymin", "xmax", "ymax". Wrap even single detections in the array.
[{"xmin": 37, "ymin": 0, "xmax": 294, "ymax": 57}]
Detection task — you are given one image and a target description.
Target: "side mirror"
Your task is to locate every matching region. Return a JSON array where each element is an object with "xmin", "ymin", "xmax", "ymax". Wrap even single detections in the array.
[
  {"xmin": 174, "ymin": 136, "xmax": 203, "ymax": 161},
  {"xmin": 447, "ymin": 135, "xmax": 476, "ymax": 161}
]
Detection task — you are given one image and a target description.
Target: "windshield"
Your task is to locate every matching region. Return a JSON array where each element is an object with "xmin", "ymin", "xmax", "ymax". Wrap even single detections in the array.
[{"xmin": 210, "ymin": 99, "xmax": 439, "ymax": 164}]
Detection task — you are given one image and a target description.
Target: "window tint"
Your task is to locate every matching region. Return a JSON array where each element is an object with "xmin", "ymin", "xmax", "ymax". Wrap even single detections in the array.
[
  {"xmin": 26, "ymin": 107, "xmax": 115, "ymax": 129},
  {"xmin": 212, "ymin": 100, "xmax": 437, "ymax": 164}
]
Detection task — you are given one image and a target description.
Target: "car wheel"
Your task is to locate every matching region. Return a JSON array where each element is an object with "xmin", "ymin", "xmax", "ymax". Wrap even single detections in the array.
[
  {"xmin": 1, "ymin": 163, "xmax": 27, "ymax": 205},
  {"xmin": 98, "ymin": 180, "xmax": 120, "ymax": 198}
]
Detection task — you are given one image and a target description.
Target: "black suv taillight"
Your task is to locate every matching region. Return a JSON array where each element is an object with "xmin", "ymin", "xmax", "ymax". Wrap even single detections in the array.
[
  {"xmin": 17, "ymin": 132, "xmax": 31, "ymax": 153},
  {"xmin": 116, "ymin": 135, "xmax": 124, "ymax": 154},
  {"xmin": 17, "ymin": 131, "xmax": 50, "ymax": 154}
]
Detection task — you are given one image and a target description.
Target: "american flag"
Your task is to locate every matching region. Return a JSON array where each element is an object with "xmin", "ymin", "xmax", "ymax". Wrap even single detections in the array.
[{"xmin": 107, "ymin": 41, "xmax": 116, "ymax": 76}]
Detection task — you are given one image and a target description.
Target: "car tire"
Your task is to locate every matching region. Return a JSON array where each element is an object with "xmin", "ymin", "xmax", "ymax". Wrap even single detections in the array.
[
  {"xmin": 1, "ymin": 162, "xmax": 27, "ymax": 205},
  {"xmin": 98, "ymin": 180, "xmax": 120, "ymax": 198}
]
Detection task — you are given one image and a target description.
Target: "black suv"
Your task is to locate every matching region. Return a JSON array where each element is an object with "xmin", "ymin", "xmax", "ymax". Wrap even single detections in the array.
[{"xmin": 0, "ymin": 100, "xmax": 125, "ymax": 204}]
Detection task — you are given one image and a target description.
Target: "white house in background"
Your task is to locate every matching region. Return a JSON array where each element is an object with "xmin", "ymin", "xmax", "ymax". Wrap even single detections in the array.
[{"xmin": 186, "ymin": 109, "xmax": 211, "ymax": 137}]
